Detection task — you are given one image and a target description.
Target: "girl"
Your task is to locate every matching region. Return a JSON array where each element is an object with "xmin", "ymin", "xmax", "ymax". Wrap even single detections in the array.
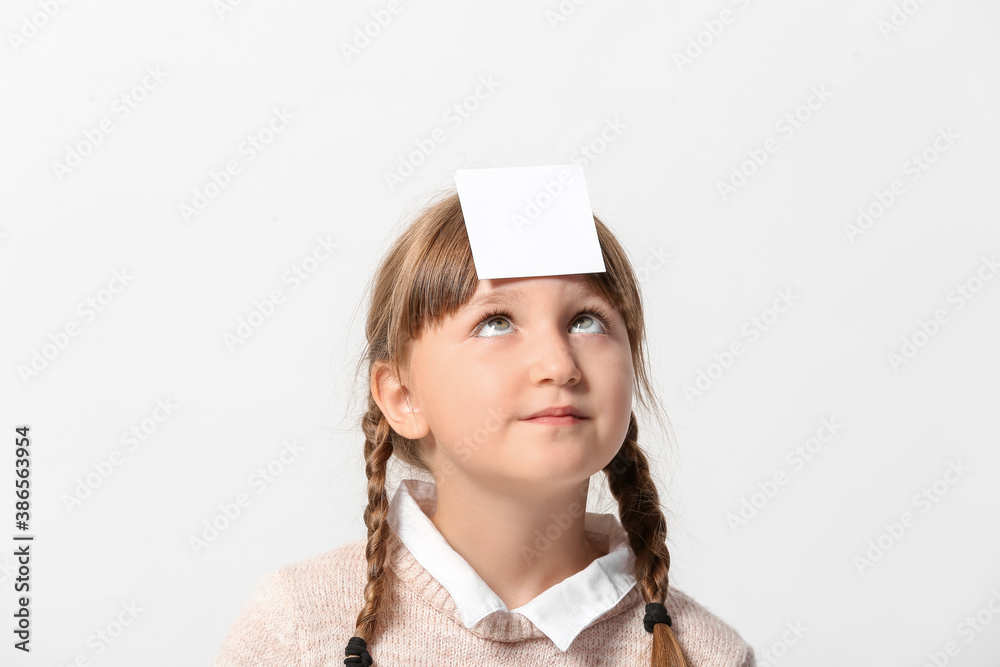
[{"xmin": 214, "ymin": 187, "xmax": 755, "ymax": 666}]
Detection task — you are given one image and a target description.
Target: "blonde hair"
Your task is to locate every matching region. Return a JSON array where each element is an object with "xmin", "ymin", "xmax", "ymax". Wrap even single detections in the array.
[{"xmin": 346, "ymin": 188, "xmax": 688, "ymax": 666}]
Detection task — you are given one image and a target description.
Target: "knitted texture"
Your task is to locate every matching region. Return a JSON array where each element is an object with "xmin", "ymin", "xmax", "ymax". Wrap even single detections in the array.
[{"xmin": 213, "ymin": 531, "xmax": 756, "ymax": 666}]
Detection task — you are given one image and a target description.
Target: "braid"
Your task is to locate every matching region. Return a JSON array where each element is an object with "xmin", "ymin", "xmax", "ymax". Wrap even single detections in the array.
[
  {"xmin": 345, "ymin": 405, "xmax": 395, "ymax": 666},
  {"xmin": 604, "ymin": 412, "xmax": 689, "ymax": 667}
]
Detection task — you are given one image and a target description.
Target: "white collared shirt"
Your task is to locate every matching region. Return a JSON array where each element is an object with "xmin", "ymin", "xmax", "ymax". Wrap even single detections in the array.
[{"xmin": 386, "ymin": 478, "xmax": 638, "ymax": 652}]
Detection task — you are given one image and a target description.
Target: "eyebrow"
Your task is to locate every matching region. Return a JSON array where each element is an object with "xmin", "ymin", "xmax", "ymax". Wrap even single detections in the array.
[
  {"xmin": 464, "ymin": 284, "xmax": 602, "ymax": 312},
  {"xmin": 465, "ymin": 288, "xmax": 528, "ymax": 311}
]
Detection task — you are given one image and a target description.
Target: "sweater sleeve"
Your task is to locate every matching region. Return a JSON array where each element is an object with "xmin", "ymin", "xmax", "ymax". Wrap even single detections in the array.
[
  {"xmin": 737, "ymin": 644, "xmax": 757, "ymax": 667},
  {"xmin": 212, "ymin": 569, "xmax": 302, "ymax": 667}
]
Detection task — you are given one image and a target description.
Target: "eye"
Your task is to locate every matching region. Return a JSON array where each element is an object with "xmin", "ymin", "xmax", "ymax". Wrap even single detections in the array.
[
  {"xmin": 570, "ymin": 313, "xmax": 607, "ymax": 334},
  {"xmin": 472, "ymin": 305, "xmax": 614, "ymax": 338},
  {"xmin": 474, "ymin": 310, "xmax": 514, "ymax": 338}
]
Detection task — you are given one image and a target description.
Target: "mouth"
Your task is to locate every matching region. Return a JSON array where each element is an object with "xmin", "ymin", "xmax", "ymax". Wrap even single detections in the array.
[{"xmin": 521, "ymin": 406, "xmax": 588, "ymax": 425}]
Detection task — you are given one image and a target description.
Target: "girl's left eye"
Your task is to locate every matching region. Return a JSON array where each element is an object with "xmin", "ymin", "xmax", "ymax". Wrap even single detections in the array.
[{"xmin": 472, "ymin": 307, "xmax": 613, "ymax": 338}]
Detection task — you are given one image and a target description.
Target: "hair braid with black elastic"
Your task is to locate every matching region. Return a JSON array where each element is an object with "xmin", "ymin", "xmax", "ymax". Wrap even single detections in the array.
[
  {"xmin": 344, "ymin": 405, "xmax": 395, "ymax": 666},
  {"xmin": 604, "ymin": 412, "xmax": 689, "ymax": 667}
]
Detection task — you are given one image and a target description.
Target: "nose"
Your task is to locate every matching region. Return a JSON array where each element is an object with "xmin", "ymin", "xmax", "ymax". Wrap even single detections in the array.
[{"xmin": 527, "ymin": 326, "xmax": 582, "ymax": 386}]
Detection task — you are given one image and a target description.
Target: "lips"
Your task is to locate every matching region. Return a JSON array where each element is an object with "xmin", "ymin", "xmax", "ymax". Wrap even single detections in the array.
[{"xmin": 523, "ymin": 406, "xmax": 587, "ymax": 420}]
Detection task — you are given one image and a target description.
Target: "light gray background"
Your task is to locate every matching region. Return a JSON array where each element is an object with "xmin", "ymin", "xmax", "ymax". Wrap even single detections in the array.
[{"xmin": 2, "ymin": 1, "xmax": 999, "ymax": 665}]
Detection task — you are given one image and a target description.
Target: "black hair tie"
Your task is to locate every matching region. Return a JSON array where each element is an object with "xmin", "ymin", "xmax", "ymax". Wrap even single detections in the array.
[
  {"xmin": 344, "ymin": 636, "xmax": 373, "ymax": 666},
  {"xmin": 643, "ymin": 602, "xmax": 672, "ymax": 633}
]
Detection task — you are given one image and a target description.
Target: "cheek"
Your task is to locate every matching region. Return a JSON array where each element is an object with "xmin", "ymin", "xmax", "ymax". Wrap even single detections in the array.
[
  {"xmin": 606, "ymin": 348, "xmax": 635, "ymax": 401},
  {"xmin": 610, "ymin": 355, "xmax": 635, "ymax": 431},
  {"xmin": 435, "ymin": 363, "xmax": 511, "ymax": 441},
  {"xmin": 449, "ymin": 363, "xmax": 495, "ymax": 412}
]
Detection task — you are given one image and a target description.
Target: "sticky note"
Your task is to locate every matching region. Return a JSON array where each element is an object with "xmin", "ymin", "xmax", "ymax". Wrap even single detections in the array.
[{"xmin": 454, "ymin": 164, "xmax": 606, "ymax": 279}]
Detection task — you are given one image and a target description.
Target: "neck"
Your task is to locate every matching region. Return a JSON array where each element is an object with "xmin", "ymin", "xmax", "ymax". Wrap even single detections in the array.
[{"xmin": 427, "ymin": 474, "xmax": 606, "ymax": 611}]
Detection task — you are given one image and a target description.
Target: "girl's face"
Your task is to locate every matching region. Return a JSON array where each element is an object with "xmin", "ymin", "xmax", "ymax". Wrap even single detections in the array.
[{"xmin": 403, "ymin": 274, "xmax": 634, "ymax": 494}]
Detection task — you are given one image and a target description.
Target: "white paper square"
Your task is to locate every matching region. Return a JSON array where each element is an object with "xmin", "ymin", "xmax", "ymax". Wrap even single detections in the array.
[{"xmin": 454, "ymin": 164, "xmax": 607, "ymax": 279}]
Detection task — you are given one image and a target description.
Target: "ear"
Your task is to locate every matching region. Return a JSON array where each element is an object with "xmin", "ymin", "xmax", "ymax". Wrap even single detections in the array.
[{"xmin": 370, "ymin": 360, "xmax": 429, "ymax": 440}]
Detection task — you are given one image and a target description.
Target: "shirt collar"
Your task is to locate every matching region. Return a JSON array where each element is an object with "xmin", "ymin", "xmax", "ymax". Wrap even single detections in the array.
[{"xmin": 386, "ymin": 478, "xmax": 637, "ymax": 652}]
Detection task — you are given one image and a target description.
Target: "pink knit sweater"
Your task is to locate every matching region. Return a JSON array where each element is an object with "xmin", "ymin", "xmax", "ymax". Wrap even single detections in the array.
[{"xmin": 213, "ymin": 531, "xmax": 756, "ymax": 666}]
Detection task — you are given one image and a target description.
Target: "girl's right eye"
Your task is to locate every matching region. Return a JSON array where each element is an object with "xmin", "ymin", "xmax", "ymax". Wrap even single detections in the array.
[{"xmin": 473, "ymin": 310, "xmax": 513, "ymax": 338}]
